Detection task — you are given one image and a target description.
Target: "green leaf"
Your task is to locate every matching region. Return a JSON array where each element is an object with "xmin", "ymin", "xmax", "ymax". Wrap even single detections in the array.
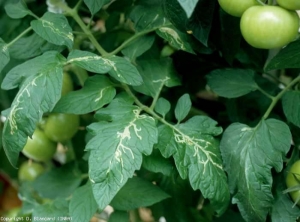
[
  {"xmin": 155, "ymin": 97, "xmax": 171, "ymax": 118},
  {"xmin": 0, "ymin": 39, "xmax": 10, "ymax": 73},
  {"xmin": 129, "ymin": 0, "xmax": 170, "ymax": 31},
  {"xmin": 67, "ymin": 50, "xmax": 112, "ymax": 74},
  {"xmin": 282, "ymin": 91, "xmax": 300, "ymax": 128},
  {"xmin": 9, "ymin": 33, "xmax": 64, "ymax": 60},
  {"xmin": 31, "ymin": 12, "xmax": 73, "ymax": 49},
  {"xmin": 4, "ymin": 1, "xmax": 31, "ymax": 19},
  {"xmin": 69, "ymin": 182, "xmax": 98, "ymax": 222},
  {"xmin": 142, "ymin": 149, "xmax": 174, "ymax": 176},
  {"xmin": 156, "ymin": 115, "xmax": 229, "ymax": 215},
  {"xmin": 108, "ymin": 211, "xmax": 129, "ymax": 222},
  {"xmin": 107, "ymin": 56, "xmax": 143, "ymax": 86},
  {"xmin": 32, "ymin": 199, "xmax": 70, "ymax": 221},
  {"xmin": 265, "ymin": 40, "xmax": 300, "ymax": 71},
  {"xmin": 1, "ymin": 51, "xmax": 65, "ymax": 166},
  {"xmin": 175, "ymin": 93, "xmax": 191, "ymax": 123},
  {"xmin": 177, "ymin": 0, "xmax": 198, "ymax": 18},
  {"xmin": 54, "ymin": 75, "xmax": 116, "ymax": 114},
  {"xmin": 86, "ymin": 98, "xmax": 158, "ymax": 209},
  {"xmin": 207, "ymin": 69, "xmax": 259, "ymax": 98},
  {"xmin": 33, "ymin": 163, "xmax": 82, "ymax": 199},
  {"xmin": 110, "ymin": 177, "xmax": 170, "ymax": 210},
  {"xmin": 84, "ymin": 0, "xmax": 110, "ymax": 15},
  {"xmin": 220, "ymin": 119, "xmax": 292, "ymax": 222},
  {"xmin": 1, "ymin": 51, "xmax": 65, "ymax": 90},
  {"xmin": 134, "ymin": 58, "xmax": 181, "ymax": 97},
  {"xmin": 121, "ymin": 35, "xmax": 155, "ymax": 61},
  {"xmin": 187, "ymin": 0, "xmax": 215, "ymax": 46},
  {"xmin": 156, "ymin": 25, "xmax": 195, "ymax": 54}
]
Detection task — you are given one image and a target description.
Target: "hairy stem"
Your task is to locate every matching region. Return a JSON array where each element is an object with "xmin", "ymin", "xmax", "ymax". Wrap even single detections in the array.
[{"xmin": 263, "ymin": 75, "xmax": 300, "ymax": 119}]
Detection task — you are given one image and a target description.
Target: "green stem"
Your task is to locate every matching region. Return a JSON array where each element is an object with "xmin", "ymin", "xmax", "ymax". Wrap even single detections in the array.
[
  {"xmin": 150, "ymin": 81, "xmax": 166, "ymax": 110},
  {"xmin": 106, "ymin": 28, "xmax": 157, "ymax": 57},
  {"xmin": 267, "ymin": 0, "xmax": 273, "ymax": 5},
  {"xmin": 60, "ymin": 3, "xmax": 108, "ymax": 56},
  {"xmin": 74, "ymin": 0, "xmax": 83, "ymax": 11},
  {"xmin": 256, "ymin": 0, "xmax": 266, "ymax": 5},
  {"xmin": 6, "ymin": 27, "xmax": 32, "ymax": 48},
  {"xmin": 257, "ymin": 87, "xmax": 274, "ymax": 100},
  {"xmin": 263, "ymin": 75, "xmax": 300, "ymax": 119}
]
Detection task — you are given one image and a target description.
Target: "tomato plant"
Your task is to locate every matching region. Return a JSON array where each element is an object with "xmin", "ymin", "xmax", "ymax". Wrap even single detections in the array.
[
  {"xmin": 240, "ymin": 5, "xmax": 299, "ymax": 49},
  {"xmin": 218, "ymin": 0, "xmax": 260, "ymax": 17},
  {"xmin": 1, "ymin": 0, "xmax": 300, "ymax": 221}
]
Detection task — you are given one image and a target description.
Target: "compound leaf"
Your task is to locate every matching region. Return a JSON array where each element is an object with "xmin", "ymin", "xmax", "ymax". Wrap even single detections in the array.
[
  {"xmin": 156, "ymin": 115, "xmax": 229, "ymax": 215},
  {"xmin": 31, "ymin": 12, "xmax": 73, "ymax": 49},
  {"xmin": 86, "ymin": 97, "xmax": 158, "ymax": 209},
  {"xmin": 54, "ymin": 75, "xmax": 116, "ymax": 114},
  {"xmin": 220, "ymin": 119, "xmax": 292, "ymax": 222},
  {"xmin": 207, "ymin": 69, "xmax": 259, "ymax": 98}
]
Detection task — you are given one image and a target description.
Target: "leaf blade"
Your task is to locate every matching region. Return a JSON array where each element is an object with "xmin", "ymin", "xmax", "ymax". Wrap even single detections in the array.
[{"xmin": 31, "ymin": 12, "xmax": 73, "ymax": 49}]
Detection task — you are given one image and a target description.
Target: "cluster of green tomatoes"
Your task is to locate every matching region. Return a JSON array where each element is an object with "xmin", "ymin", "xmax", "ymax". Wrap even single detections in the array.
[
  {"xmin": 18, "ymin": 72, "xmax": 79, "ymax": 182},
  {"xmin": 218, "ymin": 0, "xmax": 300, "ymax": 49}
]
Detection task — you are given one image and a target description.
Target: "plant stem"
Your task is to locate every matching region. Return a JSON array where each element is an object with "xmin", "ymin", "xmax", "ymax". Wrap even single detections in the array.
[
  {"xmin": 150, "ymin": 81, "xmax": 166, "ymax": 110},
  {"xmin": 257, "ymin": 87, "xmax": 274, "ymax": 100},
  {"xmin": 60, "ymin": 3, "xmax": 108, "ymax": 56},
  {"xmin": 263, "ymin": 75, "xmax": 300, "ymax": 119},
  {"xmin": 6, "ymin": 27, "xmax": 32, "ymax": 48},
  {"xmin": 267, "ymin": 0, "xmax": 273, "ymax": 5},
  {"xmin": 256, "ymin": 0, "xmax": 266, "ymax": 5}
]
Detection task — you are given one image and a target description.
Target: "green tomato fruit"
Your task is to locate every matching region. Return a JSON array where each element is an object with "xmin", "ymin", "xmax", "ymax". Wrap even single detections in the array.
[
  {"xmin": 218, "ymin": 0, "xmax": 260, "ymax": 17},
  {"xmin": 277, "ymin": 0, "xmax": 300, "ymax": 10},
  {"xmin": 22, "ymin": 129, "xmax": 57, "ymax": 162},
  {"xmin": 44, "ymin": 113, "xmax": 80, "ymax": 142},
  {"xmin": 240, "ymin": 5, "xmax": 299, "ymax": 49},
  {"xmin": 61, "ymin": 72, "xmax": 74, "ymax": 96},
  {"xmin": 286, "ymin": 160, "xmax": 300, "ymax": 205},
  {"xmin": 18, "ymin": 161, "xmax": 45, "ymax": 182}
]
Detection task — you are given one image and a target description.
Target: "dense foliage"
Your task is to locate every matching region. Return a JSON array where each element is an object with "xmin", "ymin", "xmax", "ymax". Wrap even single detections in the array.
[{"xmin": 1, "ymin": 0, "xmax": 300, "ymax": 221}]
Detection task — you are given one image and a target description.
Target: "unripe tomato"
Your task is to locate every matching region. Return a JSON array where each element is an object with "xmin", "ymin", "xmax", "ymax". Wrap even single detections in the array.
[
  {"xmin": 240, "ymin": 6, "xmax": 299, "ymax": 49},
  {"xmin": 18, "ymin": 161, "xmax": 45, "ymax": 182},
  {"xmin": 277, "ymin": 0, "xmax": 300, "ymax": 10},
  {"xmin": 286, "ymin": 160, "xmax": 300, "ymax": 205},
  {"xmin": 44, "ymin": 113, "xmax": 80, "ymax": 142},
  {"xmin": 218, "ymin": 0, "xmax": 260, "ymax": 17},
  {"xmin": 22, "ymin": 129, "xmax": 57, "ymax": 162},
  {"xmin": 61, "ymin": 72, "xmax": 73, "ymax": 96}
]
